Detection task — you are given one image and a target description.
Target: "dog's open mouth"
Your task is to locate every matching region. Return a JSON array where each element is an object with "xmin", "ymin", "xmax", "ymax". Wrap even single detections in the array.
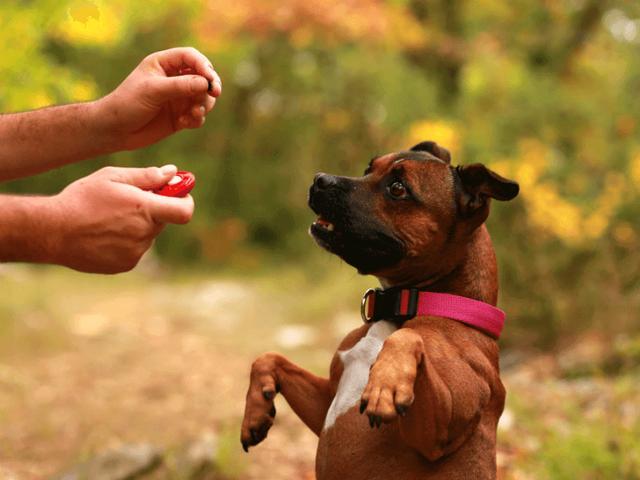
[{"xmin": 313, "ymin": 216, "xmax": 334, "ymax": 232}]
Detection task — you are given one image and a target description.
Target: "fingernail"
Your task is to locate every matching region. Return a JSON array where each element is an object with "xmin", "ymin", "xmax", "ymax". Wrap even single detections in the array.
[
  {"xmin": 160, "ymin": 164, "xmax": 177, "ymax": 175},
  {"xmin": 200, "ymin": 105, "xmax": 205, "ymax": 115}
]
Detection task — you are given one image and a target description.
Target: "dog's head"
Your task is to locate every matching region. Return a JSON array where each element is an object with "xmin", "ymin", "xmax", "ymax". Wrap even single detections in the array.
[{"xmin": 308, "ymin": 141, "xmax": 519, "ymax": 283}]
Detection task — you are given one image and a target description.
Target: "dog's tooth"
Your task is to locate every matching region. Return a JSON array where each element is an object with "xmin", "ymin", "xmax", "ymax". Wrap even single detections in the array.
[{"xmin": 327, "ymin": 223, "xmax": 334, "ymax": 232}]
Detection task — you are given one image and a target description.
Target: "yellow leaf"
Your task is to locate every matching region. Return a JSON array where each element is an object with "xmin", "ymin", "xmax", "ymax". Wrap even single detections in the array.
[
  {"xmin": 55, "ymin": 1, "xmax": 121, "ymax": 46},
  {"xmin": 71, "ymin": 80, "xmax": 97, "ymax": 102},
  {"xmin": 68, "ymin": 1, "xmax": 100, "ymax": 23},
  {"xmin": 630, "ymin": 152, "xmax": 640, "ymax": 189},
  {"xmin": 613, "ymin": 222, "xmax": 636, "ymax": 248},
  {"xmin": 406, "ymin": 119, "xmax": 460, "ymax": 156}
]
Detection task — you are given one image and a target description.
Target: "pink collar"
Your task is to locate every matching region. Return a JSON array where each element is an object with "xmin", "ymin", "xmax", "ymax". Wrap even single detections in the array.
[{"xmin": 360, "ymin": 288, "xmax": 505, "ymax": 339}]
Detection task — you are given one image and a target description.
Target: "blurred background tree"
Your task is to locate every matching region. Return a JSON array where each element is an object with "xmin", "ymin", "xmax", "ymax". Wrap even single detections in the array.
[{"xmin": 1, "ymin": 0, "xmax": 639, "ymax": 347}]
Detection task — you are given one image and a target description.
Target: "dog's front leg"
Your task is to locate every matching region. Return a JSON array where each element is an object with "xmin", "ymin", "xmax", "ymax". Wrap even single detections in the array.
[
  {"xmin": 359, "ymin": 328, "xmax": 423, "ymax": 427},
  {"xmin": 360, "ymin": 326, "xmax": 493, "ymax": 461},
  {"xmin": 240, "ymin": 352, "xmax": 332, "ymax": 451}
]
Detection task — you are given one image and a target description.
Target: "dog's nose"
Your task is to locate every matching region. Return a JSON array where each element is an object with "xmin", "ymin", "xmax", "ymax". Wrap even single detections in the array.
[{"xmin": 314, "ymin": 173, "xmax": 337, "ymax": 190}]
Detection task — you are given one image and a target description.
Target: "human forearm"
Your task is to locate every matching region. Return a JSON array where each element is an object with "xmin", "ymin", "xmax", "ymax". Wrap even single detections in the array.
[
  {"xmin": 0, "ymin": 195, "xmax": 59, "ymax": 263},
  {"xmin": 0, "ymin": 101, "xmax": 117, "ymax": 181}
]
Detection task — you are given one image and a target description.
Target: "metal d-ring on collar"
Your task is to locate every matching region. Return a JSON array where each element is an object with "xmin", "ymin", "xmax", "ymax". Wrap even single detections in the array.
[{"xmin": 360, "ymin": 288, "xmax": 378, "ymax": 322}]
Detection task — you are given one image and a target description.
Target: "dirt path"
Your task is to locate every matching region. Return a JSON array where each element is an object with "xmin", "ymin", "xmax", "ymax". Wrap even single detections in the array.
[
  {"xmin": 0, "ymin": 266, "xmax": 637, "ymax": 479},
  {"xmin": 0, "ymin": 270, "xmax": 329, "ymax": 479}
]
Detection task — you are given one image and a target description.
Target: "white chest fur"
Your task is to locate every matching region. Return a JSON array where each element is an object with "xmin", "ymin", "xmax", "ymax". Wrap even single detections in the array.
[{"xmin": 323, "ymin": 321, "xmax": 398, "ymax": 430}]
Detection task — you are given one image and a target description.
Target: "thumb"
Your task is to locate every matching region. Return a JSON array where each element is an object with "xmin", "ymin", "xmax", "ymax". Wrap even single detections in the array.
[
  {"xmin": 148, "ymin": 75, "xmax": 209, "ymax": 102},
  {"xmin": 108, "ymin": 165, "xmax": 178, "ymax": 189}
]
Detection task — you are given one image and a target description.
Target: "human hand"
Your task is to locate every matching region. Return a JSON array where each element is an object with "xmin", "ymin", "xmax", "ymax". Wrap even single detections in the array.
[
  {"xmin": 45, "ymin": 165, "xmax": 194, "ymax": 274},
  {"xmin": 97, "ymin": 47, "xmax": 222, "ymax": 151}
]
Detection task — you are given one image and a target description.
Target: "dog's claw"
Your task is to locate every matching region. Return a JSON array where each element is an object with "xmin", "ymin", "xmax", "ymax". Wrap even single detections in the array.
[
  {"xmin": 269, "ymin": 404, "xmax": 276, "ymax": 417},
  {"xmin": 359, "ymin": 400, "xmax": 368, "ymax": 414},
  {"xmin": 250, "ymin": 428, "xmax": 259, "ymax": 444},
  {"xmin": 396, "ymin": 404, "xmax": 408, "ymax": 416},
  {"xmin": 368, "ymin": 415, "xmax": 375, "ymax": 428},
  {"xmin": 241, "ymin": 440, "xmax": 249, "ymax": 453}
]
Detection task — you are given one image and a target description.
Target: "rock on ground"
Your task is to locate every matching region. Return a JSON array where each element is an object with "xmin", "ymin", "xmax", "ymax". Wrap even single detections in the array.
[{"xmin": 53, "ymin": 444, "xmax": 162, "ymax": 480}]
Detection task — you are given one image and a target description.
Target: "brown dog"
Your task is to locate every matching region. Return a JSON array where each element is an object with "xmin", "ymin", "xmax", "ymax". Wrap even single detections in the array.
[{"xmin": 240, "ymin": 141, "xmax": 519, "ymax": 479}]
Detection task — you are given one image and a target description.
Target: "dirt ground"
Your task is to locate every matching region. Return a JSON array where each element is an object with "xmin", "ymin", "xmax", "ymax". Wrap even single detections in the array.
[
  {"xmin": 0, "ymin": 265, "xmax": 353, "ymax": 479},
  {"xmin": 0, "ymin": 265, "xmax": 638, "ymax": 480}
]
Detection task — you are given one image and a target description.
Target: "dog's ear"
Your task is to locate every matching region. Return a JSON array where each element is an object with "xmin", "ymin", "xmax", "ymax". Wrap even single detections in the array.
[
  {"xmin": 410, "ymin": 141, "xmax": 451, "ymax": 164},
  {"xmin": 456, "ymin": 163, "xmax": 519, "ymax": 217}
]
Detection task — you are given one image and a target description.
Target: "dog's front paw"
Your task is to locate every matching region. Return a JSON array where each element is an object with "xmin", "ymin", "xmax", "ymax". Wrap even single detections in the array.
[
  {"xmin": 360, "ymin": 332, "xmax": 422, "ymax": 428},
  {"xmin": 240, "ymin": 353, "xmax": 280, "ymax": 452}
]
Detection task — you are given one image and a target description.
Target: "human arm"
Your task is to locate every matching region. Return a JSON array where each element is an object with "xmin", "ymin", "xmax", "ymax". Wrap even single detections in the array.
[
  {"xmin": 0, "ymin": 165, "xmax": 194, "ymax": 273},
  {"xmin": 0, "ymin": 47, "xmax": 222, "ymax": 181}
]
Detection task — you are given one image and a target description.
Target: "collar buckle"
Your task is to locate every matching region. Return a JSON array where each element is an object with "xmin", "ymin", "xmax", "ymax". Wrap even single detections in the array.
[{"xmin": 360, "ymin": 287, "xmax": 420, "ymax": 324}]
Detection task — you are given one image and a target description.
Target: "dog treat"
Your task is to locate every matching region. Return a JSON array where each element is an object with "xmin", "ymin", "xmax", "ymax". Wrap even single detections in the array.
[{"xmin": 153, "ymin": 171, "xmax": 195, "ymax": 197}]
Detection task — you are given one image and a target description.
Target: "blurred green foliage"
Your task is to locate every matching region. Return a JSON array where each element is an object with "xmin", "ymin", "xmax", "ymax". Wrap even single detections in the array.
[
  {"xmin": 504, "ymin": 372, "xmax": 640, "ymax": 480},
  {"xmin": 1, "ymin": 0, "xmax": 640, "ymax": 347}
]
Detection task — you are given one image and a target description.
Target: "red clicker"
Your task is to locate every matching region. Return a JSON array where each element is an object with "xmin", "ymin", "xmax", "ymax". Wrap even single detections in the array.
[{"xmin": 153, "ymin": 171, "xmax": 196, "ymax": 197}]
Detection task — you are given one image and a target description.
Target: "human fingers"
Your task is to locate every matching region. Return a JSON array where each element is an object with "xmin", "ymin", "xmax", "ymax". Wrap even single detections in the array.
[
  {"xmin": 153, "ymin": 47, "xmax": 222, "ymax": 96},
  {"xmin": 147, "ymin": 75, "xmax": 210, "ymax": 103},
  {"xmin": 105, "ymin": 165, "xmax": 178, "ymax": 189},
  {"xmin": 146, "ymin": 193, "xmax": 195, "ymax": 225},
  {"xmin": 188, "ymin": 93, "xmax": 216, "ymax": 121},
  {"xmin": 203, "ymin": 93, "xmax": 216, "ymax": 114},
  {"xmin": 178, "ymin": 113, "xmax": 205, "ymax": 130}
]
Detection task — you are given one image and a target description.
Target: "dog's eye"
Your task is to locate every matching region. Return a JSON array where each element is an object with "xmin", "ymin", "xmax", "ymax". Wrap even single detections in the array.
[{"xmin": 388, "ymin": 181, "xmax": 407, "ymax": 199}]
